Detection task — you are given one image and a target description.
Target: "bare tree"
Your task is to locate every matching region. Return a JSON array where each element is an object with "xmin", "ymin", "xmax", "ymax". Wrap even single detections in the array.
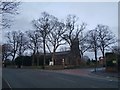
[
  {"xmin": 6, "ymin": 30, "xmax": 28, "ymax": 63},
  {"xmin": 2, "ymin": 44, "xmax": 12, "ymax": 61},
  {"xmin": 59, "ymin": 46, "xmax": 70, "ymax": 52},
  {"xmin": 63, "ymin": 15, "xmax": 86, "ymax": 47},
  {"xmin": 0, "ymin": 1, "xmax": 20, "ymax": 28},
  {"xmin": 17, "ymin": 31, "xmax": 28, "ymax": 56},
  {"xmin": 79, "ymin": 31, "xmax": 90, "ymax": 57},
  {"xmin": 47, "ymin": 20, "xmax": 66, "ymax": 65},
  {"xmin": 6, "ymin": 31, "xmax": 19, "ymax": 62},
  {"xmin": 86, "ymin": 29, "xmax": 99, "ymax": 72},
  {"xmin": 63, "ymin": 14, "xmax": 86, "ymax": 65},
  {"xmin": 111, "ymin": 46, "xmax": 120, "ymax": 54},
  {"xmin": 0, "ymin": 1, "xmax": 20, "ymax": 14},
  {"xmin": 97, "ymin": 24, "xmax": 116, "ymax": 59},
  {"xmin": 32, "ymin": 12, "xmax": 57, "ymax": 68},
  {"xmin": 26, "ymin": 30, "xmax": 42, "ymax": 66},
  {"xmin": 1, "ymin": 16, "xmax": 12, "ymax": 29}
]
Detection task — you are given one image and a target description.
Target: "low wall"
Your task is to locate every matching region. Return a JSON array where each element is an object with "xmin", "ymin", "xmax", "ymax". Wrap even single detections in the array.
[
  {"xmin": 106, "ymin": 67, "xmax": 118, "ymax": 72},
  {"xmin": 45, "ymin": 65, "xmax": 64, "ymax": 70}
]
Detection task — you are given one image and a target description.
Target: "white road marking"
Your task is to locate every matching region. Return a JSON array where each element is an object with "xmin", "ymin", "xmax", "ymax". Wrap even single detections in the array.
[
  {"xmin": 3, "ymin": 78, "xmax": 12, "ymax": 89},
  {"xmin": 56, "ymin": 77, "xmax": 76, "ymax": 83},
  {"xmin": 109, "ymin": 80, "xmax": 113, "ymax": 81},
  {"xmin": 106, "ymin": 76, "xmax": 110, "ymax": 78}
]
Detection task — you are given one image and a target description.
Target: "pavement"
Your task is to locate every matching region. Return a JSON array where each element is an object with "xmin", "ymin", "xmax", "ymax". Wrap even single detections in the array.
[
  {"xmin": 92, "ymin": 70, "xmax": 119, "ymax": 78},
  {"xmin": 45, "ymin": 68, "xmax": 119, "ymax": 81}
]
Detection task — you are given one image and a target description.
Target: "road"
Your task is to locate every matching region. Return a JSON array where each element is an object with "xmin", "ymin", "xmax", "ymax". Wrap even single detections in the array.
[{"xmin": 2, "ymin": 68, "xmax": 118, "ymax": 88}]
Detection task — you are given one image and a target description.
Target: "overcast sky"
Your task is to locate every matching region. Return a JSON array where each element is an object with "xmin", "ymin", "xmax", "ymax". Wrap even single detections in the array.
[
  {"xmin": 2, "ymin": 2, "xmax": 118, "ymax": 59},
  {"xmin": 11, "ymin": 2, "xmax": 118, "ymax": 32}
]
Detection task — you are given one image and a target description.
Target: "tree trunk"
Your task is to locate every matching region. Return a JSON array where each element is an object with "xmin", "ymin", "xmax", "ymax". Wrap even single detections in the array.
[
  {"xmin": 80, "ymin": 50, "xmax": 83, "ymax": 59},
  {"xmin": 18, "ymin": 45, "xmax": 22, "ymax": 56},
  {"xmin": 94, "ymin": 49, "xmax": 97, "ymax": 72},
  {"xmin": 52, "ymin": 48, "xmax": 56, "ymax": 65},
  {"xmin": 37, "ymin": 51, "xmax": 39, "ymax": 66},
  {"xmin": 12, "ymin": 50, "xmax": 16, "ymax": 61},
  {"xmin": 102, "ymin": 48, "xmax": 105, "ymax": 67},
  {"xmin": 32, "ymin": 52, "xmax": 35, "ymax": 66},
  {"xmin": 43, "ymin": 39, "xmax": 46, "ymax": 69}
]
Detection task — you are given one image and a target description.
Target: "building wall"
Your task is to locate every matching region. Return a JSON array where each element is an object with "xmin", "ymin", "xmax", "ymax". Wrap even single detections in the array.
[{"xmin": 69, "ymin": 38, "xmax": 81, "ymax": 65}]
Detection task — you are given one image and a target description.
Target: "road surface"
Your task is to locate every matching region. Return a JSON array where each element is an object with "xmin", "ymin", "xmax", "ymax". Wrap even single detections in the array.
[{"xmin": 2, "ymin": 68, "xmax": 118, "ymax": 88}]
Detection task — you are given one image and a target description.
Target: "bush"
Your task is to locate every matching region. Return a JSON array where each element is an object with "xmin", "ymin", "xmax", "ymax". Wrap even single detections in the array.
[
  {"xmin": 15, "ymin": 56, "xmax": 32, "ymax": 66},
  {"xmin": 106, "ymin": 60, "xmax": 116, "ymax": 67}
]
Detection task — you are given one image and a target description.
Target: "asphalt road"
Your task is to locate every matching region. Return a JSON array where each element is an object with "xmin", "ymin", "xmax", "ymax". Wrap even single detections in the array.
[{"xmin": 2, "ymin": 68, "xmax": 118, "ymax": 88}]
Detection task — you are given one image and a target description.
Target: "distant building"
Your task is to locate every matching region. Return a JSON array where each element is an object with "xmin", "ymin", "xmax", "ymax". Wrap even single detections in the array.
[
  {"xmin": 69, "ymin": 38, "xmax": 81, "ymax": 65},
  {"xmin": 33, "ymin": 38, "xmax": 82, "ymax": 66},
  {"xmin": 38, "ymin": 51, "xmax": 70, "ymax": 65}
]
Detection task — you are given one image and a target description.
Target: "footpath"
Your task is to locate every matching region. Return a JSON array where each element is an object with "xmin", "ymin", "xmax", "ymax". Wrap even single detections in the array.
[
  {"xmin": 48, "ymin": 68, "xmax": 119, "ymax": 81},
  {"xmin": 92, "ymin": 69, "xmax": 119, "ymax": 78}
]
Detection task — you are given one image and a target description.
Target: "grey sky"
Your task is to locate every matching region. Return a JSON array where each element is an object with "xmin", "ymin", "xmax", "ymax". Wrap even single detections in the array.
[
  {"xmin": 2, "ymin": 2, "xmax": 118, "ymax": 59},
  {"xmin": 11, "ymin": 2, "xmax": 118, "ymax": 32}
]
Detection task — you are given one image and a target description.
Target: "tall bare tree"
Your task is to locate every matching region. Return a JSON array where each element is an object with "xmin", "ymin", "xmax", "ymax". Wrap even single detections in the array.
[
  {"xmin": 17, "ymin": 31, "xmax": 28, "ymax": 56},
  {"xmin": 2, "ymin": 44, "xmax": 12, "ymax": 61},
  {"xmin": 63, "ymin": 14, "xmax": 86, "ymax": 65},
  {"xmin": 6, "ymin": 30, "xmax": 28, "ymax": 63},
  {"xmin": 97, "ymin": 24, "xmax": 116, "ymax": 59},
  {"xmin": 26, "ymin": 30, "xmax": 42, "ymax": 66},
  {"xmin": 0, "ymin": 1, "xmax": 20, "ymax": 28},
  {"xmin": 32, "ymin": 12, "xmax": 57, "ymax": 68},
  {"xmin": 63, "ymin": 15, "xmax": 86, "ymax": 47},
  {"xmin": 6, "ymin": 31, "xmax": 19, "ymax": 61},
  {"xmin": 79, "ymin": 31, "xmax": 90, "ymax": 57},
  {"xmin": 47, "ymin": 20, "xmax": 66, "ymax": 65},
  {"xmin": 86, "ymin": 29, "xmax": 99, "ymax": 72}
]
